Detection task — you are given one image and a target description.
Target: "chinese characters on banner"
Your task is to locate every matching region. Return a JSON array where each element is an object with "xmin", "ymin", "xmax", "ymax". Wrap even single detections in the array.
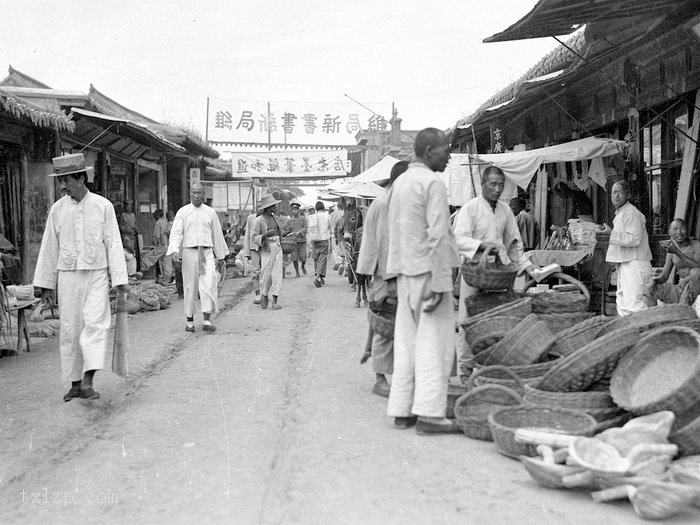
[
  {"xmin": 208, "ymin": 98, "xmax": 389, "ymax": 146},
  {"xmin": 230, "ymin": 150, "xmax": 350, "ymax": 179},
  {"xmin": 490, "ymin": 123, "xmax": 505, "ymax": 154}
]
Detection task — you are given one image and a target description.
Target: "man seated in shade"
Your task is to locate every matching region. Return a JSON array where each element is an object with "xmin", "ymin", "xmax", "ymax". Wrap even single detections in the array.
[{"xmin": 645, "ymin": 218, "xmax": 700, "ymax": 306}]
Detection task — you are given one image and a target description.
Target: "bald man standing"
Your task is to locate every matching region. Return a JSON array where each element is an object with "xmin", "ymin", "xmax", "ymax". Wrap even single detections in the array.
[
  {"xmin": 167, "ymin": 182, "xmax": 229, "ymax": 332},
  {"xmin": 385, "ymin": 127, "xmax": 460, "ymax": 435},
  {"xmin": 606, "ymin": 181, "xmax": 652, "ymax": 316}
]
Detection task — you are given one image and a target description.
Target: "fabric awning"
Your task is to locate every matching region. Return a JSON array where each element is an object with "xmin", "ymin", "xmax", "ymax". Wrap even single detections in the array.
[{"xmin": 327, "ymin": 181, "xmax": 387, "ymax": 200}]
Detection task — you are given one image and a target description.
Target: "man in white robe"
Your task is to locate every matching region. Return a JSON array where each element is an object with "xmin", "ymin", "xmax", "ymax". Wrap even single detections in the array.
[
  {"xmin": 167, "ymin": 182, "xmax": 229, "ymax": 332},
  {"xmin": 34, "ymin": 153, "xmax": 129, "ymax": 402},
  {"xmin": 385, "ymin": 128, "xmax": 460, "ymax": 435},
  {"xmin": 606, "ymin": 181, "xmax": 652, "ymax": 316}
]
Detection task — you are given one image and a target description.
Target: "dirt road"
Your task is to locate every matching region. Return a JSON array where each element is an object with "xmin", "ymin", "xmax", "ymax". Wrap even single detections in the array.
[{"xmin": 1, "ymin": 272, "xmax": 698, "ymax": 524}]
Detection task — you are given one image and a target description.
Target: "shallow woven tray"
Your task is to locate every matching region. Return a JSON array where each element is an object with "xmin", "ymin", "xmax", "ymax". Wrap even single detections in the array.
[
  {"xmin": 488, "ymin": 406, "xmax": 597, "ymax": 458},
  {"xmin": 598, "ymin": 304, "xmax": 697, "ymax": 336},
  {"xmin": 536, "ymin": 326, "xmax": 640, "ymax": 392},
  {"xmin": 464, "ymin": 315, "xmax": 521, "ymax": 355},
  {"xmin": 523, "ymin": 384, "xmax": 614, "ymax": 409},
  {"xmin": 549, "ymin": 315, "xmax": 612, "ymax": 358},
  {"xmin": 610, "ymin": 326, "xmax": 700, "ymax": 415},
  {"xmin": 538, "ymin": 312, "xmax": 594, "ymax": 334},
  {"xmin": 483, "ymin": 314, "xmax": 555, "ymax": 366},
  {"xmin": 462, "ymin": 297, "xmax": 532, "ymax": 330}
]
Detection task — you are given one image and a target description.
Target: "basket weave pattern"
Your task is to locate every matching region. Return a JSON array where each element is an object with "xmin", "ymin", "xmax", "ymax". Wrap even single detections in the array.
[
  {"xmin": 610, "ymin": 326, "xmax": 700, "ymax": 415},
  {"xmin": 483, "ymin": 314, "xmax": 555, "ymax": 366},
  {"xmin": 599, "ymin": 304, "xmax": 697, "ymax": 335},
  {"xmin": 531, "ymin": 290, "xmax": 589, "ymax": 314},
  {"xmin": 462, "ymin": 297, "xmax": 532, "ymax": 330},
  {"xmin": 537, "ymin": 312, "xmax": 594, "ymax": 333},
  {"xmin": 536, "ymin": 326, "xmax": 640, "ymax": 392},
  {"xmin": 488, "ymin": 406, "xmax": 597, "ymax": 458},
  {"xmin": 462, "ymin": 247, "xmax": 518, "ymax": 292},
  {"xmin": 523, "ymin": 384, "xmax": 614, "ymax": 409},
  {"xmin": 471, "ymin": 365, "xmax": 529, "ymax": 396},
  {"xmin": 464, "ymin": 316, "xmax": 521, "ymax": 355},
  {"xmin": 549, "ymin": 315, "xmax": 611, "ymax": 358}
]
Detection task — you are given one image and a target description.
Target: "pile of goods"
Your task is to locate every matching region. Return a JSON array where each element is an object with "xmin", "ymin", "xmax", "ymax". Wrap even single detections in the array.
[
  {"xmin": 454, "ymin": 303, "xmax": 700, "ymax": 520},
  {"xmin": 110, "ymin": 282, "xmax": 173, "ymax": 315}
]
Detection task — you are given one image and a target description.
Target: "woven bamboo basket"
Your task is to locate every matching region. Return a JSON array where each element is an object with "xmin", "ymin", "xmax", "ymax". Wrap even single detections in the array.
[
  {"xmin": 537, "ymin": 312, "xmax": 594, "ymax": 333},
  {"xmin": 462, "ymin": 246, "xmax": 518, "ymax": 292},
  {"xmin": 549, "ymin": 315, "xmax": 612, "ymax": 358},
  {"xmin": 536, "ymin": 326, "xmax": 640, "ymax": 393},
  {"xmin": 464, "ymin": 316, "xmax": 521, "ymax": 354},
  {"xmin": 598, "ymin": 304, "xmax": 697, "ymax": 336},
  {"xmin": 592, "ymin": 412, "xmax": 632, "ymax": 434},
  {"xmin": 280, "ymin": 237, "xmax": 296, "ymax": 255},
  {"xmin": 488, "ymin": 406, "xmax": 597, "ymax": 458},
  {"xmin": 610, "ymin": 326, "xmax": 700, "ymax": 415},
  {"xmin": 530, "ymin": 290, "xmax": 589, "ymax": 314},
  {"xmin": 454, "ymin": 371, "xmax": 524, "ymax": 441},
  {"xmin": 446, "ymin": 383, "xmax": 467, "ymax": 419},
  {"xmin": 466, "ymin": 290, "xmax": 521, "ymax": 317},
  {"xmin": 471, "ymin": 365, "xmax": 531, "ymax": 396},
  {"xmin": 367, "ymin": 309, "xmax": 395, "ymax": 340},
  {"xmin": 462, "ymin": 297, "xmax": 533, "ymax": 330},
  {"xmin": 670, "ymin": 408, "xmax": 700, "ymax": 456},
  {"xmin": 522, "ymin": 384, "xmax": 614, "ymax": 409},
  {"xmin": 585, "ymin": 406, "xmax": 627, "ymax": 422},
  {"xmin": 483, "ymin": 314, "xmax": 556, "ymax": 366},
  {"xmin": 472, "ymin": 352, "xmax": 559, "ymax": 380}
]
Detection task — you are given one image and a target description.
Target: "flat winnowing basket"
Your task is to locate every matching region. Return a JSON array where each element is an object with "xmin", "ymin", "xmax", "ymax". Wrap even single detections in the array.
[
  {"xmin": 549, "ymin": 315, "xmax": 612, "ymax": 358},
  {"xmin": 535, "ymin": 326, "xmax": 640, "ymax": 392},
  {"xmin": 484, "ymin": 314, "xmax": 555, "ymax": 366},
  {"xmin": 522, "ymin": 384, "xmax": 614, "ymax": 409},
  {"xmin": 537, "ymin": 312, "xmax": 594, "ymax": 334},
  {"xmin": 464, "ymin": 316, "xmax": 521, "ymax": 355},
  {"xmin": 488, "ymin": 406, "xmax": 597, "ymax": 459},
  {"xmin": 598, "ymin": 304, "xmax": 697, "ymax": 336},
  {"xmin": 462, "ymin": 247, "xmax": 518, "ymax": 292},
  {"xmin": 454, "ymin": 374, "xmax": 524, "ymax": 441},
  {"xmin": 610, "ymin": 326, "xmax": 700, "ymax": 416},
  {"xmin": 462, "ymin": 297, "xmax": 532, "ymax": 330}
]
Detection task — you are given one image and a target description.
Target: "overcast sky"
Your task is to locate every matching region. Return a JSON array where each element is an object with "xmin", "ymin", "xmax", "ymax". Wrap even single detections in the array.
[{"xmin": 0, "ymin": 0, "xmax": 563, "ymax": 137}]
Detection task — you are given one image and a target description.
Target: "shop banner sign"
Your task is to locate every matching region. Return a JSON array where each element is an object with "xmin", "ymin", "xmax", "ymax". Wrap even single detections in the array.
[
  {"xmin": 231, "ymin": 150, "xmax": 349, "ymax": 179},
  {"xmin": 208, "ymin": 97, "xmax": 389, "ymax": 146}
]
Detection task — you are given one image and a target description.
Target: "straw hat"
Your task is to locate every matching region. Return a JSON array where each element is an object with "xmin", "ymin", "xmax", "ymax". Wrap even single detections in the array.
[
  {"xmin": 258, "ymin": 194, "xmax": 281, "ymax": 210},
  {"xmin": 49, "ymin": 153, "xmax": 94, "ymax": 178}
]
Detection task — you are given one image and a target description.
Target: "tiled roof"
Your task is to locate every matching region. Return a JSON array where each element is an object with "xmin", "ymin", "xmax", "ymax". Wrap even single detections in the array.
[
  {"xmin": 0, "ymin": 88, "xmax": 74, "ymax": 132},
  {"xmin": 0, "ymin": 66, "xmax": 52, "ymax": 89}
]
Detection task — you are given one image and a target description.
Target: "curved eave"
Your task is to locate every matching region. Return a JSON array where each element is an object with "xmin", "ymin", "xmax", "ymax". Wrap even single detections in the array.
[{"xmin": 0, "ymin": 91, "xmax": 74, "ymax": 132}]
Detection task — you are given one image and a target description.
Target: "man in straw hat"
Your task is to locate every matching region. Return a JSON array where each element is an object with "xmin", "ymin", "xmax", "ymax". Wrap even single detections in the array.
[
  {"xmin": 167, "ymin": 182, "xmax": 229, "ymax": 332},
  {"xmin": 283, "ymin": 198, "xmax": 308, "ymax": 278},
  {"xmin": 34, "ymin": 153, "xmax": 129, "ymax": 402},
  {"xmin": 252, "ymin": 193, "xmax": 284, "ymax": 309}
]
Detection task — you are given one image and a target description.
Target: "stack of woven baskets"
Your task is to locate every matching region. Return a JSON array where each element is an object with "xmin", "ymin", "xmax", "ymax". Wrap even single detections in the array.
[{"xmin": 455, "ymin": 303, "xmax": 700, "ymax": 460}]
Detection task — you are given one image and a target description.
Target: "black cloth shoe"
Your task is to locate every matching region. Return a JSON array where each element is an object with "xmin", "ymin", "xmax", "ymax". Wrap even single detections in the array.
[
  {"xmin": 394, "ymin": 416, "xmax": 418, "ymax": 429},
  {"xmin": 415, "ymin": 419, "xmax": 461, "ymax": 435},
  {"xmin": 63, "ymin": 386, "xmax": 82, "ymax": 402},
  {"xmin": 202, "ymin": 324, "xmax": 216, "ymax": 332},
  {"xmin": 185, "ymin": 324, "xmax": 195, "ymax": 333}
]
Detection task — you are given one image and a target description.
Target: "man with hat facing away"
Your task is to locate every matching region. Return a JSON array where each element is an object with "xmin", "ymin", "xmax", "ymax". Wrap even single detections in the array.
[
  {"xmin": 34, "ymin": 153, "xmax": 129, "ymax": 402},
  {"xmin": 252, "ymin": 193, "xmax": 284, "ymax": 309},
  {"xmin": 283, "ymin": 198, "xmax": 308, "ymax": 278},
  {"xmin": 166, "ymin": 182, "xmax": 229, "ymax": 332}
]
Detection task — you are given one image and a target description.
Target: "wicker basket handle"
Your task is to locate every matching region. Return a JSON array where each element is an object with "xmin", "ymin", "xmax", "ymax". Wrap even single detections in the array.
[
  {"xmin": 466, "ymin": 365, "xmax": 527, "ymax": 391},
  {"xmin": 453, "ymin": 383, "xmax": 524, "ymax": 415},
  {"xmin": 522, "ymin": 272, "xmax": 591, "ymax": 306},
  {"xmin": 475, "ymin": 245, "xmax": 500, "ymax": 270}
]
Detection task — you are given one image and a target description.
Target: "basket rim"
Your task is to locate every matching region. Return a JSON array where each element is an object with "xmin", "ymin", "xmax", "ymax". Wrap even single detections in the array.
[
  {"xmin": 610, "ymin": 325, "xmax": 700, "ymax": 413},
  {"xmin": 487, "ymin": 405, "xmax": 598, "ymax": 431},
  {"xmin": 522, "ymin": 383, "xmax": 613, "ymax": 408}
]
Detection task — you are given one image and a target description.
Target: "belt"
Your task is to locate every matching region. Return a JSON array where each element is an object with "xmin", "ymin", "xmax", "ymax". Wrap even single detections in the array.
[{"xmin": 185, "ymin": 246, "xmax": 212, "ymax": 249}]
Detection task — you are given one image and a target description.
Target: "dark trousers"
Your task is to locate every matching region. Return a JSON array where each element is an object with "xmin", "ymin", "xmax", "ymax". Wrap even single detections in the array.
[{"xmin": 312, "ymin": 240, "xmax": 329, "ymax": 278}]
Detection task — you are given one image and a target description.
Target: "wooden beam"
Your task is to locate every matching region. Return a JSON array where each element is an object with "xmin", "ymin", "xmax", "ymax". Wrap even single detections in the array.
[{"xmin": 674, "ymin": 90, "xmax": 700, "ymax": 221}]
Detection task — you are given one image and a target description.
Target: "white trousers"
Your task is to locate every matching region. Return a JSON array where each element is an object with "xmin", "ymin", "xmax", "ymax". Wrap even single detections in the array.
[
  {"xmin": 260, "ymin": 238, "xmax": 283, "ymax": 297},
  {"xmin": 182, "ymin": 247, "xmax": 217, "ymax": 318},
  {"xmin": 387, "ymin": 273, "xmax": 454, "ymax": 418},
  {"xmin": 57, "ymin": 269, "xmax": 111, "ymax": 382},
  {"xmin": 616, "ymin": 260, "xmax": 652, "ymax": 316}
]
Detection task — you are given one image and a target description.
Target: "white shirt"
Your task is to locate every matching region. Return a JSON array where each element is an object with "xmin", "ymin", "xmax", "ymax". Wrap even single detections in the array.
[
  {"xmin": 167, "ymin": 203, "xmax": 229, "ymax": 259},
  {"xmin": 606, "ymin": 201, "xmax": 652, "ymax": 263},
  {"xmin": 307, "ymin": 210, "xmax": 332, "ymax": 241},
  {"xmin": 33, "ymin": 191, "xmax": 128, "ymax": 289}
]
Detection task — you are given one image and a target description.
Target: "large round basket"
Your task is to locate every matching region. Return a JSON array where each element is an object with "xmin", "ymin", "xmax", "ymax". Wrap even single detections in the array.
[
  {"xmin": 464, "ymin": 316, "xmax": 522, "ymax": 355},
  {"xmin": 466, "ymin": 291, "xmax": 521, "ymax": 317},
  {"xmin": 483, "ymin": 314, "xmax": 556, "ymax": 366},
  {"xmin": 446, "ymin": 383, "xmax": 467, "ymax": 419},
  {"xmin": 522, "ymin": 273, "xmax": 590, "ymax": 314},
  {"xmin": 610, "ymin": 326, "xmax": 700, "ymax": 415},
  {"xmin": 549, "ymin": 315, "xmax": 612, "ymax": 358},
  {"xmin": 599, "ymin": 304, "xmax": 697, "ymax": 336},
  {"xmin": 454, "ymin": 370, "xmax": 524, "ymax": 441},
  {"xmin": 537, "ymin": 312, "xmax": 594, "ymax": 333},
  {"xmin": 536, "ymin": 326, "xmax": 640, "ymax": 392},
  {"xmin": 462, "ymin": 297, "xmax": 532, "ymax": 330},
  {"xmin": 523, "ymin": 384, "xmax": 614, "ymax": 409},
  {"xmin": 462, "ymin": 246, "xmax": 518, "ymax": 292},
  {"xmin": 281, "ymin": 237, "xmax": 296, "ymax": 255},
  {"xmin": 488, "ymin": 406, "xmax": 597, "ymax": 459},
  {"xmin": 367, "ymin": 309, "xmax": 395, "ymax": 340}
]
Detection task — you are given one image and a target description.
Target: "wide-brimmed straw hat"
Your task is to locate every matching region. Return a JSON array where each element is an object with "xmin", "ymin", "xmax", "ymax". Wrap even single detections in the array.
[
  {"xmin": 258, "ymin": 194, "xmax": 281, "ymax": 210},
  {"xmin": 49, "ymin": 153, "xmax": 94, "ymax": 178}
]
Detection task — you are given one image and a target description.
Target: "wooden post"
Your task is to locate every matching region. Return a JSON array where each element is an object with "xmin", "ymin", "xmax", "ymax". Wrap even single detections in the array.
[
  {"xmin": 675, "ymin": 90, "xmax": 700, "ymax": 223},
  {"xmin": 20, "ymin": 151, "xmax": 29, "ymax": 283}
]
